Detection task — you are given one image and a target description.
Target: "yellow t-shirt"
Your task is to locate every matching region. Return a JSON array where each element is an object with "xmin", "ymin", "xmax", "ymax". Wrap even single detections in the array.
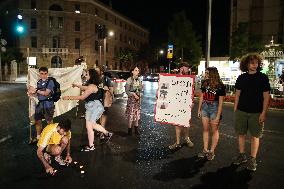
[{"xmin": 37, "ymin": 123, "xmax": 71, "ymax": 148}]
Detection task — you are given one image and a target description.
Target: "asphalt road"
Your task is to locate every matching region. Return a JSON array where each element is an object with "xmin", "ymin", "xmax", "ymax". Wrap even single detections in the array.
[{"xmin": 0, "ymin": 82, "xmax": 283, "ymax": 189}]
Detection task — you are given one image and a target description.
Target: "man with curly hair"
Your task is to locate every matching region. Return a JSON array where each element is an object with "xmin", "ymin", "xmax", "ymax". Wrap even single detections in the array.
[{"xmin": 233, "ymin": 53, "xmax": 271, "ymax": 171}]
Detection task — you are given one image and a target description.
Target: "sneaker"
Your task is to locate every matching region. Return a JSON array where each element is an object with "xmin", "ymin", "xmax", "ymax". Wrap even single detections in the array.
[
  {"xmin": 81, "ymin": 145, "xmax": 95, "ymax": 152},
  {"xmin": 207, "ymin": 151, "xmax": 215, "ymax": 161},
  {"xmin": 55, "ymin": 156, "xmax": 66, "ymax": 166},
  {"xmin": 233, "ymin": 153, "xmax": 247, "ymax": 165},
  {"xmin": 185, "ymin": 137, "xmax": 194, "ymax": 148},
  {"xmin": 168, "ymin": 143, "xmax": 182, "ymax": 150},
  {"xmin": 43, "ymin": 152, "xmax": 51, "ymax": 164},
  {"xmin": 105, "ymin": 132, "xmax": 113, "ymax": 143},
  {"xmin": 246, "ymin": 157, "xmax": 257, "ymax": 171},
  {"xmin": 29, "ymin": 138, "xmax": 38, "ymax": 145},
  {"xmin": 198, "ymin": 150, "xmax": 209, "ymax": 158}
]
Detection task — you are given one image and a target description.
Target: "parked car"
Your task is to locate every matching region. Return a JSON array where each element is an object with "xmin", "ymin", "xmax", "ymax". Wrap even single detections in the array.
[
  {"xmin": 104, "ymin": 70, "xmax": 131, "ymax": 97},
  {"xmin": 143, "ymin": 73, "xmax": 159, "ymax": 82}
]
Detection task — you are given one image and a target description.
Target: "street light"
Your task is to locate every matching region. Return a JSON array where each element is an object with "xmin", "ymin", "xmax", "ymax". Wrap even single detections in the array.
[
  {"xmin": 102, "ymin": 29, "xmax": 114, "ymax": 68},
  {"xmin": 156, "ymin": 49, "xmax": 164, "ymax": 72}
]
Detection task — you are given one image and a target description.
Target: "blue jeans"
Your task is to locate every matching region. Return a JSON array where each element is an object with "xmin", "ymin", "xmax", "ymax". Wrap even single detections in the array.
[{"xmin": 201, "ymin": 101, "xmax": 219, "ymax": 120}]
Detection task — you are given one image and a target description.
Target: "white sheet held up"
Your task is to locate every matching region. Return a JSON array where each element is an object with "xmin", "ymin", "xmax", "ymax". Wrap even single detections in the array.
[{"xmin": 27, "ymin": 65, "xmax": 85, "ymax": 121}]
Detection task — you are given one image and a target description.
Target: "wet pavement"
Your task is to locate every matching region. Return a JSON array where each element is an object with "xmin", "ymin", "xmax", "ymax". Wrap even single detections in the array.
[{"xmin": 0, "ymin": 82, "xmax": 284, "ymax": 189}]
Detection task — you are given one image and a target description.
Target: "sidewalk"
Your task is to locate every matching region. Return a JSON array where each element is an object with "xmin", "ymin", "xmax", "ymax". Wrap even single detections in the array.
[{"xmin": 0, "ymin": 76, "xmax": 27, "ymax": 84}]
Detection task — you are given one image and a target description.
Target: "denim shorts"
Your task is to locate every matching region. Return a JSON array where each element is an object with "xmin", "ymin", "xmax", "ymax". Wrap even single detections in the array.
[
  {"xmin": 201, "ymin": 101, "xmax": 219, "ymax": 120},
  {"xmin": 85, "ymin": 100, "xmax": 104, "ymax": 123}
]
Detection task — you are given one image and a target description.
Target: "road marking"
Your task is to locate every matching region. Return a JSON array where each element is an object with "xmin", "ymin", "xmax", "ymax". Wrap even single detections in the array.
[{"xmin": 0, "ymin": 135, "xmax": 12, "ymax": 144}]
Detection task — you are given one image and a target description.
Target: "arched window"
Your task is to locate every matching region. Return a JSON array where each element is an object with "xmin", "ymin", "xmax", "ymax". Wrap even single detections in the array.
[
  {"xmin": 49, "ymin": 4, "xmax": 63, "ymax": 11},
  {"xmin": 51, "ymin": 56, "xmax": 62, "ymax": 68}
]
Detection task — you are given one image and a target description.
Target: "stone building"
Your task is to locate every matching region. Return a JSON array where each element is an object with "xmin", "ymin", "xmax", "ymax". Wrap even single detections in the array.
[{"xmin": 16, "ymin": 0, "xmax": 149, "ymax": 70}]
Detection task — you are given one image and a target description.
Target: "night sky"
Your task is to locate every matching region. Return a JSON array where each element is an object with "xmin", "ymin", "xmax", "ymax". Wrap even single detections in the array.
[{"xmin": 101, "ymin": 0, "xmax": 231, "ymax": 57}]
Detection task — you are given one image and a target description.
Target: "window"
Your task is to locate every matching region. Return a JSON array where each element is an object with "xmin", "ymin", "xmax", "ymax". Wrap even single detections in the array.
[
  {"xmin": 105, "ymin": 13, "xmax": 108, "ymax": 20},
  {"xmin": 106, "ymin": 43, "xmax": 108, "ymax": 52},
  {"xmin": 75, "ymin": 21, "xmax": 80, "ymax": 31},
  {"xmin": 114, "ymin": 17, "xmax": 117, "ymax": 24},
  {"xmin": 120, "ymin": 34, "xmax": 122, "ymax": 41},
  {"xmin": 49, "ymin": 17, "xmax": 53, "ymax": 28},
  {"xmin": 75, "ymin": 38, "xmax": 80, "ymax": 49},
  {"xmin": 58, "ymin": 17, "xmax": 63, "ymax": 28},
  {"xmin": 95, "ymin": 9, "xmax": 98, "ymax": 16},
  {"xmin": 120, "ymin": 21, "xmax": 122, "ymax": 27},
  {"xmin": 75, "ymin": 4, "xmax": 80, "ymax": 13},
  {"xmin": 95, "ymin": 60, "xmax": 98, "ymax": 67},
  {"xmin": 106, "ymin": 61, "xmax": 109, "ymax": 68},
  {"xmin": 95, "ymin": 40, "xmax": 99, "ymax": 51},
  {"xmin": 31, "ymin": 36, "xmax": 37, "ymax": 48},
  {"xmin": 31, "ymin": 18, "xmax": 37, "ymax": 29},
  {"xmin": 31, "ymin": 0, "xmax": 36, "ymax": 9},
  {"xmin": 53, "ymin": 37, "xmax": 60, "ymax": 48}
]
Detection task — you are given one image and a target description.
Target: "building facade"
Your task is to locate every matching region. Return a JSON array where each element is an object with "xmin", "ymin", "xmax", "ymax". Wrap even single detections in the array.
[
  {"xmin": 17, "ymin": 0, "xmax": 149, "ymax": 70},
  {"xmin": 230, "ymin": 0, "xmax": 284, "ymax": 46}
]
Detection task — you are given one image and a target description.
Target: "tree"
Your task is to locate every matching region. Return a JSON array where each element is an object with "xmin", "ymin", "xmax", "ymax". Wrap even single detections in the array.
[
  {"xmin": 168, "ymin": 11, "xmax": 202, "ymax": 69},
  {"xmin": 114, "ymin": 48, "xmax": 137, "ymax": 69},
  {"xmin": 230, "ymin": 22, "xmax": 264, "ymax": 61}
]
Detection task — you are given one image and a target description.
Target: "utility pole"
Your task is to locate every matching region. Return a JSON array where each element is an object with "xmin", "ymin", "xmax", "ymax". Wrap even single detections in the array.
[
  {"xmin": 205, "ymin": 0, "xmax": 212, "ymax": 68},
  {"xmin": 99, "ymin": 45, "xmax": 102, "ymax": 65},
  {"xmin": 103, "ymin": 38, "xmax": 106, "ymax": 67}
]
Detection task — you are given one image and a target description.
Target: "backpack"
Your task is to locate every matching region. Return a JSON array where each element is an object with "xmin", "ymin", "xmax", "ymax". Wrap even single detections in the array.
[
  {"xmin": 37, "ymin": 77, "xmax": 61, "ymax": 102},
  {"xmin": 47, "ymin": 77, "xmax": 61, "ymax": 102}
]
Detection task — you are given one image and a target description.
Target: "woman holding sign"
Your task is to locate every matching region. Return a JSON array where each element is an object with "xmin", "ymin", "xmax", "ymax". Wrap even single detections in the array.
[
  {"xmin": 125, "ymin": 66, "xmax": 143, "ymax": 136},
  {"xmin": 197, "ymin": 67, "xmax": 225, "ymax": 160}
]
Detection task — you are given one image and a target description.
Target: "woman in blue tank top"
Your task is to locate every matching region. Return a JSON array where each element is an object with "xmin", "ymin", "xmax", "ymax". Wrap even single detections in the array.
[{"xmin": 63, "ymin": 69, "xmax": 113, "ymax": 151}]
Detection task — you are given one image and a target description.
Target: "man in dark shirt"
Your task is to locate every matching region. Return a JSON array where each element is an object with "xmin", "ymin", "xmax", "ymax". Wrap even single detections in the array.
[{"xmin": 233, "ymin": 53, "xmax": 270, "ymax": 171}]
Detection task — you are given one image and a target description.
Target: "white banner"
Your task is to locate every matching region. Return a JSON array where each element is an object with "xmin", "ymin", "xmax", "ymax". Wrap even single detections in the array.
[
  {"xmin": 154, "ymin": 74, "xmax": 195, "ymax": 127},
  {"xmin": 27, "ymin": 65, "xmax": 85, "ymax": 120}
]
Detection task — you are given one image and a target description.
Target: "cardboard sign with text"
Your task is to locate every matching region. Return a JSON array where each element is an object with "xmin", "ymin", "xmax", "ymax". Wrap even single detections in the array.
[{"xmin": 154, "ymin": 73, "xmax": 195, "ymax": 127}]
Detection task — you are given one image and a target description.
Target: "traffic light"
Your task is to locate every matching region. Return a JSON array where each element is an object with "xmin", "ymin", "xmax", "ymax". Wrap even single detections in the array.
[
  {"xmin": 15, "ymin": 14, "xmax": 25, "ymax": 34},
  {"xmin": 97, "ymin": 24, "xmax": 107, "ymax": 39},
  {"xmin": 98, "ymin": 25, "xmax": 103, "ymax": 39}
]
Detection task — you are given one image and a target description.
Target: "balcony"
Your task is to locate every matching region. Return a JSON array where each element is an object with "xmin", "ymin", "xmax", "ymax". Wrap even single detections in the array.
[{"xmin": 42, "ymin": 48, "xmax": 69, "ymax": 55}]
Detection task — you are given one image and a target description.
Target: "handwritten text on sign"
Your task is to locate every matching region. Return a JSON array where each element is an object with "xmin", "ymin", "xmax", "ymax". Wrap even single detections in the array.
[{"xmin": 155, "ymin": 74, "xmax": 194, "ymax": 127}]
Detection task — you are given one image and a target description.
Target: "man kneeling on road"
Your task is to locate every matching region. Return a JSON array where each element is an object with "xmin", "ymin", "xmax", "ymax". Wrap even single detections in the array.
[{"xmin": 37, "ymin": 119, "xmax": 72, "ymax": 175}]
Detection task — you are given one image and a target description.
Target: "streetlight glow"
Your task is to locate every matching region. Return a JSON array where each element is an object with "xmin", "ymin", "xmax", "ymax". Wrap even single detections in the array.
[
  {"xmin": 17, "ymin": 14, "xmax": 23, "ymax": 20},
  {"xmin": 159, "ymin": 50, "xmax": 164, "ymax": 54},
  {"xmin": 109, "ymin": 31, "xmax": 114, "ymax": 37}
]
